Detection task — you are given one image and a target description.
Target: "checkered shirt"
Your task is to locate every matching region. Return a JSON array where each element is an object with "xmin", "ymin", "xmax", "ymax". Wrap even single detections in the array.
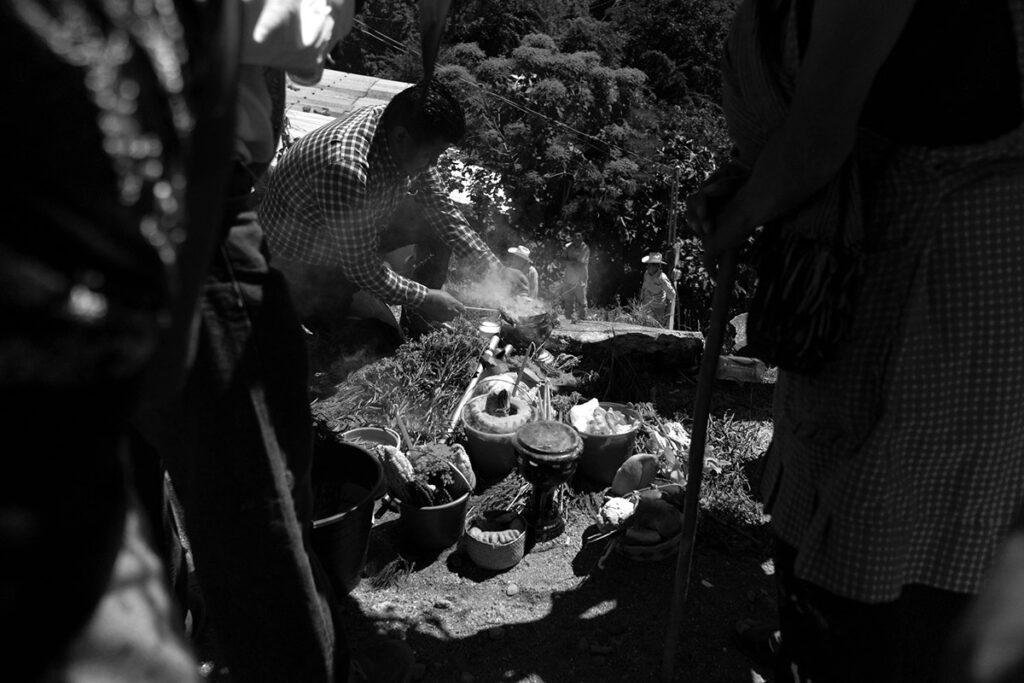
[
  {"xmin": 259, "ymin": 106, "xmax": 498, "ymax": 306},
  {"xmin": 763, "ymin": 4, "xmax": 1024, "ymax": 602}
]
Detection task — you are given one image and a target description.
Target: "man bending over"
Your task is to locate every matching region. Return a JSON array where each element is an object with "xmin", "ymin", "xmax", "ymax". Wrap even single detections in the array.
[{"xmin": 260, "ymin": 80, "xmax": 525, "ymax": 336}]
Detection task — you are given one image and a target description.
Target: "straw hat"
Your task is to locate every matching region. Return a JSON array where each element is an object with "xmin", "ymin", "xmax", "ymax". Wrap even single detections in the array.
[
  {"xmin": 507, "ymin": 245, "xmax": 532, "ymax": 262},
  {"xmin": 641, "ymin": 252, "xmax": 665, "ymax": 265}
]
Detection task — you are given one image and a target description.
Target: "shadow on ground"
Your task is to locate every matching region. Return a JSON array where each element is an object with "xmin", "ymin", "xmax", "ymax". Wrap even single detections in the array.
[{"xmin": 339, "ymin": 506, "xmax": 777, "ymax": 683}]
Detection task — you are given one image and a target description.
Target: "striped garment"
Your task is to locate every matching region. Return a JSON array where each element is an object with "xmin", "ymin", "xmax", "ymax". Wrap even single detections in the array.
[{"xmin": 258, "ymin": 105, "xmax": 498, "ymax": 306}]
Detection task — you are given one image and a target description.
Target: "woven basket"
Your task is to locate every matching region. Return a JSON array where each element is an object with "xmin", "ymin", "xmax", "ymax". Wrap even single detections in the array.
[{"xmin": 464, "ymin": 513, "xmax": 527, "ymax": 571}]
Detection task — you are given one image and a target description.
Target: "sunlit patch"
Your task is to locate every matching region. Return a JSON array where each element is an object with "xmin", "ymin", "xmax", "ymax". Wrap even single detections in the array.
[{"xmin": 580, "ymin": 599, "xmax": 617, "ymax": 620}]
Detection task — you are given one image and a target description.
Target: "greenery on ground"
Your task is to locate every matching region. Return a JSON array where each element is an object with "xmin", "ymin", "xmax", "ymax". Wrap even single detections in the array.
[
  {"xmin": 313, "ymin": 321, "xmax": 770, "ymax": 561},
  {"xmin": 331, "ymin": 0, "xmax": 746, "ymax": 325}
]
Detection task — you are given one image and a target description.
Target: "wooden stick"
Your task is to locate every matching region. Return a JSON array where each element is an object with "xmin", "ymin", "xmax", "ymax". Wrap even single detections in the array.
[
  {"xmin": 463, "ymin": 306, "xmax": 500, "ymax": 316},
  {"xmin": 661, "ymin": 249, "xmax": 738, "ymax": 681},
  {"xmin": 510, "ymin": 347, "xmax": 531, "ymax": 399},
  {"xmin": 447, "ymin": 334, "xmax": 500, "ymax": 436},
  {"xmin": 393, "ymin": 412, "xmax": 415, "ymax": 451}
]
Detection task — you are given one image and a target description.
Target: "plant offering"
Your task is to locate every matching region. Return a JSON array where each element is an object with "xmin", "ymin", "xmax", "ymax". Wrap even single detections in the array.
[
  {"xmin": 380, "ymin": 444, "xmax": 472, "ymax": 507},
  {"xmin": 464, "ymin": 389, "xmax": 533, "ymax": 435},
  {"xmin": 466, "ymin": 510, "xmax": 526, "ymax": 545},
  {"xmin": 569, "ymin": 398, "xmax": 639, "ymax": 436}
]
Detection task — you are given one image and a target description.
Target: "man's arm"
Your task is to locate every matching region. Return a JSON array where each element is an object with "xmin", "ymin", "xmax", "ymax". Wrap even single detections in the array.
[
  {"xmin": 315, "ymin": 162, "xmax": 428, "ymax": 306},
  {"xmin": 410, "ymin": 168, "xmax": 500, "ymax": 267},
  {"xmin": 659, "ymin": 273, "xmax": 676, "ymax": 301}
]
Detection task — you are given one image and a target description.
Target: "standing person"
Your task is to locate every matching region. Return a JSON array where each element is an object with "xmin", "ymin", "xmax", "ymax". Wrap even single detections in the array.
[
  {"xmin": 639, "ymin": 252, "xmax": 675, "ymax": 327},
  {"xmin": 136, "ymin": 1, "xmax": 411, "ymax": 681},
  {"xmin": 507, "ymin": 245, "xmax": 539, "ymax": 298},
  {"xmin": 0, "ymin": 0, "xmax": 238, "ymax": 679},
  {"xmin": 691, "ymin": 0, "xmax": 1024, "ymax": 680},
  {"xmin": 259, "ymin": 80, "xmax": 527, "ymax": 338},
  {"xmin": 560, "ymin": 232, "xmax": 590, "ymax": 322}
]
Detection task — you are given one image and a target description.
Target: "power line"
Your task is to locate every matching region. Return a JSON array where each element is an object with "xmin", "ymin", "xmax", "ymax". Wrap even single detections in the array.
[{"xmin": 350, "ymin": 18, "xmax": 679, "ymax": 166}]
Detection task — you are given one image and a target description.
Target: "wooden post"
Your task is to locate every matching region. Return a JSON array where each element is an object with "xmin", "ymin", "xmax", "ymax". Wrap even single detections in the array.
[
  {"xmin": 665, "ymin": 167, "xmax": 681, "ymax": 330},
  {"xmin": 661, "ymin": 249, "xmax": 738, "ymax": 681}
]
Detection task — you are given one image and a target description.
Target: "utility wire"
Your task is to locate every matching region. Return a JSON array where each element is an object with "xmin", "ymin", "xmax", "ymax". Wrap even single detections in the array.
[{"xmin": 351, "ymin": 18, "xmax": 683, "ymax": 167}]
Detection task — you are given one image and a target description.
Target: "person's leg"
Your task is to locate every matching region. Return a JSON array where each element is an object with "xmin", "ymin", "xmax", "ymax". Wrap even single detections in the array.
[
  {"xmin": 273, "ymin": 256, "xmax": 359, "ymax": 336},
  {"xmin": 774, "ymin": 539, "xmax": 972, "ymax": 682},
  {"xmin": 137, "ymin": 211, "xmax": 342, "ymax": 682},
  {"xmin": 380, "ymin": 218, "xmax": 453, "ymax": 337}
]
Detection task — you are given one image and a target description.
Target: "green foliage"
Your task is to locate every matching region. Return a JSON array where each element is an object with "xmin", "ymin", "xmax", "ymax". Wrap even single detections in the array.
[
  {"xmin": 330, "ymin": 0, "xmax": 746, "ymax": 324},
  {"xmin": 434, "ymin": 33, "xmax": 730, "ymax": 312},
  {"xmin": 610, "ymin": 0, "xmax": 739, "ymax": 102}
]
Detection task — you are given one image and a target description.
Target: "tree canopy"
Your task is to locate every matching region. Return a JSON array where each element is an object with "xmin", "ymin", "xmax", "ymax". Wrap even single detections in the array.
[{"xmin": 329, "ymin": 0, "xmax": 743, "ymax": 322}]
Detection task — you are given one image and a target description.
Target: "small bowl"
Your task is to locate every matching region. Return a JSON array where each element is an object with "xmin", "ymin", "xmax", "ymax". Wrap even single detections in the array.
[{"xmin": 478, "ymin": 320, "xmax": 501, "ymax": 338}]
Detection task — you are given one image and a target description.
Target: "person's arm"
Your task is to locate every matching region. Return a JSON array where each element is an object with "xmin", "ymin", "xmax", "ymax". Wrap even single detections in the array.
[
  {"xmin": 315, "ymin": 162, "xmax": 428, "ymax": 306},
  {"xmin": 528, "ymin": 267, "xmax": 539, "ymax": 298},
  {"xmin": 705, "ymin": 0, "xmax": 918, "ymax": 255},
  {"xmin": 410, "ymin": 168, "xmax": 501, "ymax": 267},
  {"xmin": 659, "ymin": 272, "xmax": 676, "ymax": 302},
  {"xmin": 411, "ymin": 168, "xmax": 528, "ymax": 293}
]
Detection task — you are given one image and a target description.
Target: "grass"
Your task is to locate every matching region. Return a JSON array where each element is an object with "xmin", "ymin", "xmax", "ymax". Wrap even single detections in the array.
[
  {"xmin": 313, "ymin": 320, "xmax": 486, "ymax": 442},
  {"xmin": 313, "ymin": 309, "xmax": 774, "ymax": 574},
  {"xmin": 587, "ymin": 296, "xmax": 664, "ymax": 328}
]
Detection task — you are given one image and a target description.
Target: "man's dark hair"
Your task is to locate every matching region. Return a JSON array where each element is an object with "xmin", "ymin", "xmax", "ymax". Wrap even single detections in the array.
[{"xmin": 381, "ymin": 80, "xmax": 466, "ymax": 145}]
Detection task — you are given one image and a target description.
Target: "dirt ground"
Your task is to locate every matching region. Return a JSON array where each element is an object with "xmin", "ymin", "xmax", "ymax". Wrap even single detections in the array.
[
  {"xmin": 304, "ymin": 317, "xmax": 780, "ymax": 682},
  {"xmin": 340, "ymin": 419, "xmax": 777, "ymax": 683}
]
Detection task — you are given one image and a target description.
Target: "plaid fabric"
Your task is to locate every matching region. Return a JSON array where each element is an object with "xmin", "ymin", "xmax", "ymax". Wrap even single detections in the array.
[
  {"xmin": 259, "ymin": 106, "xmax": 498, "ymax": 306},
  {"xmin": 762, "ymin": 2, "xmax": 1024, "ymax": 602}
]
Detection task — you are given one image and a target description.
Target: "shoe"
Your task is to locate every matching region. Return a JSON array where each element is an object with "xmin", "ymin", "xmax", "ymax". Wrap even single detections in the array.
[
  {"xmin": 734, "ymin": 619, "xmax": 781, "ymax": 667},
  {"xmin": 348, "ymin": 640, "xmax": 415, "ymax": 683}
]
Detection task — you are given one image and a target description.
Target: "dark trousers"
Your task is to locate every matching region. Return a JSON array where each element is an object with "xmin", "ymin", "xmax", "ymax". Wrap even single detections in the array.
[
  {"xmin": 274, "ymin": 215, "xmax": 452, "ymax": 331},
  {"xmin": 135, "ymin": 203, "xmax": 344, "ymax": 681},
  {"xmin": 774, "ymin": 539, "xmax": 972, "ymax": 682}
]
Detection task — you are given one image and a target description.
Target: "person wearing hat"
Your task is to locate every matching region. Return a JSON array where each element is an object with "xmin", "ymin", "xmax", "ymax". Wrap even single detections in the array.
[
  {"xmin": 507, "ymin": 245, "xmax": 539, "ymax": 298},
  {"xmin": 640, "ymin": 252, "xmax": 676, "ymax": 327},
  {"xmin": 560, "ymin": 232, "xmax": 590, "ymax": 322}
]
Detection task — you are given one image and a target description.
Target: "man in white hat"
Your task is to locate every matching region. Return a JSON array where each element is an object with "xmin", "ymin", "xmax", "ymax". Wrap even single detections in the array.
[
  {"xmin": 640, "ymin": 252, "xmax": 676, "ymax": 327},
  {"xmin": 507, "ymin": 245, "xmax": 539, "ymax": 298}
]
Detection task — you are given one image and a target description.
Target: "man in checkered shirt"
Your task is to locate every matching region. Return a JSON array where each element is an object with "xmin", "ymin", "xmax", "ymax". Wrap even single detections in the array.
[{"xmin": 260, "ymin": 80, "xmax": 526, "ymax": 333}]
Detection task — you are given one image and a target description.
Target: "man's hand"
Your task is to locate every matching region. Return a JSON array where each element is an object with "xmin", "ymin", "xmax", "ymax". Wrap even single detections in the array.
[
  {"xmin": 501, "ymin": 266, "xmax": 529, "ymax": 296},
  {"xmin": 418, "ymin": 289, "xmax": 465, "ymax": 321}
]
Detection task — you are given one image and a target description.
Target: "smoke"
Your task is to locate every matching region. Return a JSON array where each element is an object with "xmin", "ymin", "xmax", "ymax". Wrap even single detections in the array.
[{"xmin": 446, "ymin": 261, "xmax": 549, "ymax": 317}]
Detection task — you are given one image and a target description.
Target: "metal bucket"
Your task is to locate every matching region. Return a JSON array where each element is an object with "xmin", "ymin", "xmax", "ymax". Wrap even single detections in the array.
[
  {"xmin": 311, "ymin": 439, "xmax": 384, "ymax": 594},
  {"xmin": 397, "ymin": 463, "xmax": 471, "ymax": 552},
  {"xmin": 575, "ymin": 402, "xmax": 641, "ymax": 485}
]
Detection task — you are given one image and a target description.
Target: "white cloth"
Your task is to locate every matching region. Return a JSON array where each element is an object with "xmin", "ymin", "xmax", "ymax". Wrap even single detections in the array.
[{"xmin": 241, "ymin": 0, "xmax": 355, "ymax": 84}]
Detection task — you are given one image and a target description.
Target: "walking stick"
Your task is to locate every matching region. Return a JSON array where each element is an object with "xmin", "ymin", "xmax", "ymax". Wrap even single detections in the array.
[{"xmin": 661, "ymin": 249, "xmax": 738, "ymax": 681}]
